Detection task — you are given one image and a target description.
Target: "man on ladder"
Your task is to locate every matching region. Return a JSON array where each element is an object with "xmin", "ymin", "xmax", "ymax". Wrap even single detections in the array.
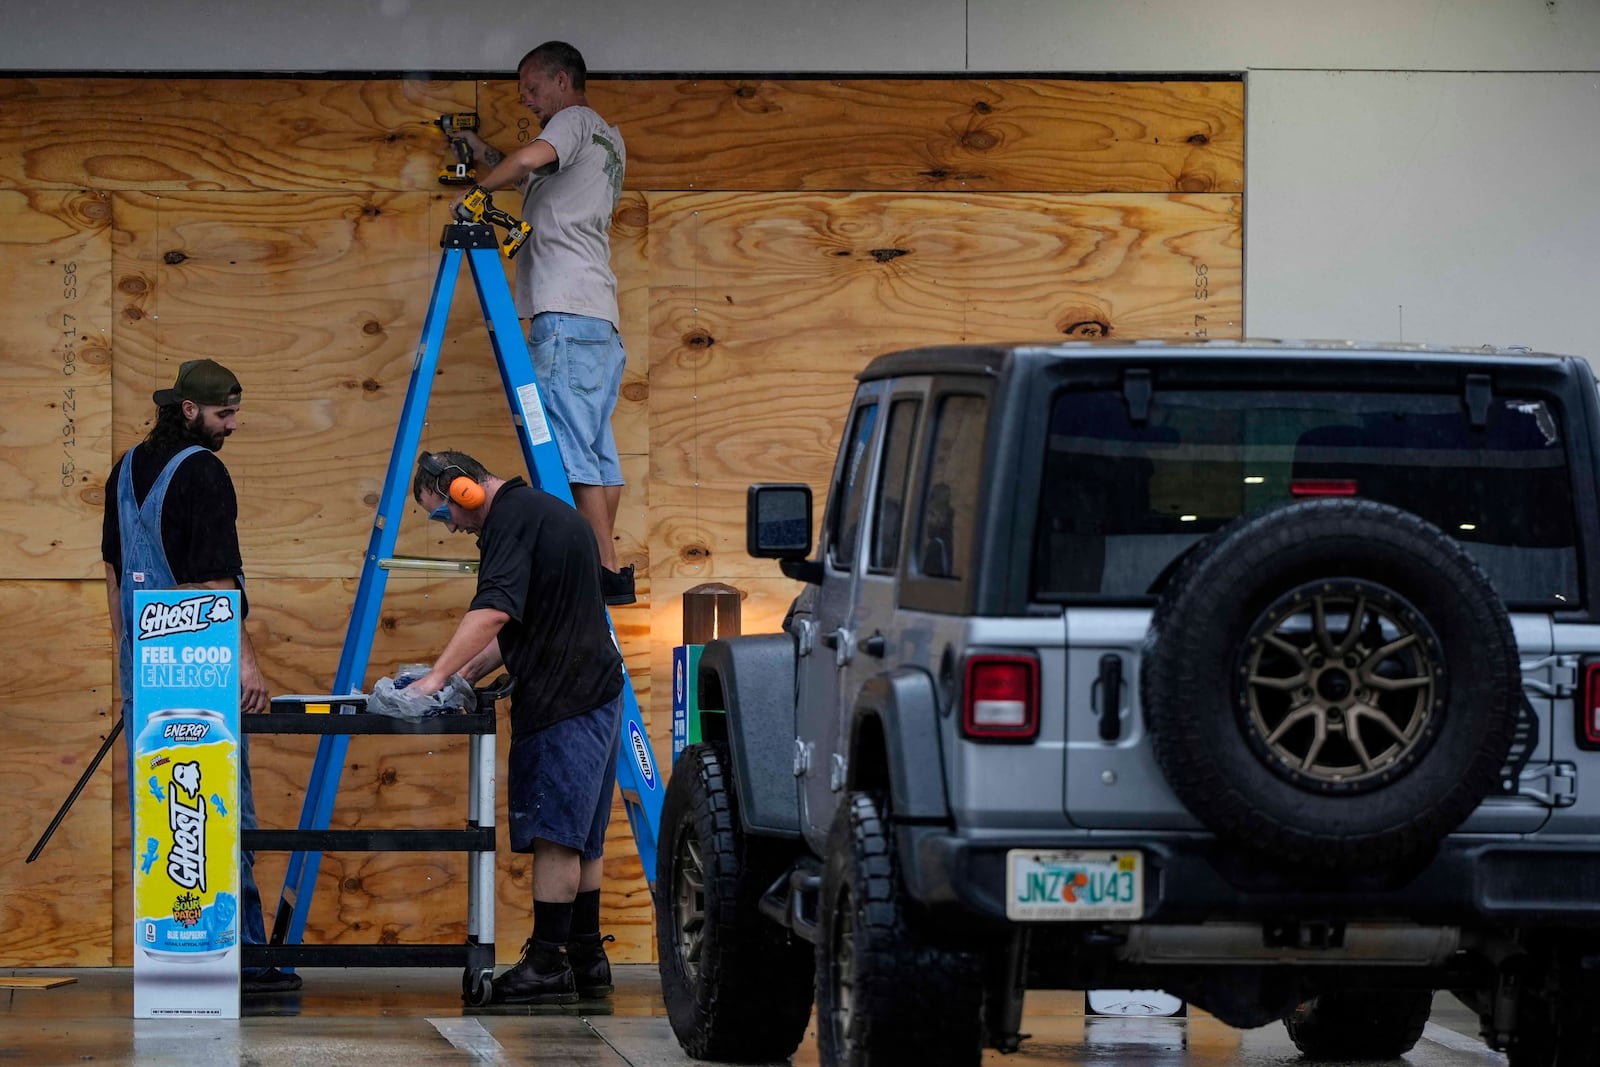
[
  {"xmin": 448, "ymin": 39, "xmax": 633, "ymax": 606},
  {"xmin": 268, "ymin": 39, "xmax": 663, "ymax": 992},
  {"xmin": 405, "ymin": 450, "xmax": 623, "ymax": 1004}
]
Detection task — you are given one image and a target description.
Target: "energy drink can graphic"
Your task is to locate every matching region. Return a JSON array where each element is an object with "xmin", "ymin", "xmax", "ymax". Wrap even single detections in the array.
[{"xmin": 133, "ymin": 707, "xmax": 239, "ymax": 963}]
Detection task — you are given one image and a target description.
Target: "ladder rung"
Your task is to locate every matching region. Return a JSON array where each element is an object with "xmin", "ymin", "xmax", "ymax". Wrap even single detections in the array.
[{"xmin": 379, "ymin": 555, "xmax": 479, "ymax": 574}]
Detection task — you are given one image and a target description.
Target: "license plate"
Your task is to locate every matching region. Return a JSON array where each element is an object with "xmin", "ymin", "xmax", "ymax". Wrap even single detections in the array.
[{"xmin": 1006, "ymin": 849, "xmax": 1143, "ymax": 921}]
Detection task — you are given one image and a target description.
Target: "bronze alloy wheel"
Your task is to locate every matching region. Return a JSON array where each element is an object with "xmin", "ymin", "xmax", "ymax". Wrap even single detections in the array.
[
  {"xmin": 830, "ymin": 888, "xmax": 857, "ymax": 1047},
  {"xmin": 673, "ymin": 832, "xmax": 706, "ymax": 982},
  {"xmin": 1240, "ymin": 580, "xmax": 1441, "ymax": 790}
]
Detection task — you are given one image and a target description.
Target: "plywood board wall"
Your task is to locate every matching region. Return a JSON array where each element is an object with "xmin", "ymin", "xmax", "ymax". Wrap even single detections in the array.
[{"xmin": 0, "ymin": 74, "xmax": 1242, "ymax": 968}]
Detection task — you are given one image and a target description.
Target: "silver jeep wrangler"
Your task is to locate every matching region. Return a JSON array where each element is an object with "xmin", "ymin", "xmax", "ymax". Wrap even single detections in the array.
[{"xmin": 657, "ymin": 341, "xmax": 1600, "ymax": 1066}]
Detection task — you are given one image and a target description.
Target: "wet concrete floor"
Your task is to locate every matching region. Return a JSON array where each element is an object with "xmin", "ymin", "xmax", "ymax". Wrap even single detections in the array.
[{"xmin": 0, "ymin": 965, "xmax": 1508, "ymax": 1065}]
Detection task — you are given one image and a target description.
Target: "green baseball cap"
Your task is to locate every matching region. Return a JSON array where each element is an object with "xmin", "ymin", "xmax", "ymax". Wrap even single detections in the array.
[{"xmin": 153, "ymin": 359, "xmax": 242, "ymax": 407}]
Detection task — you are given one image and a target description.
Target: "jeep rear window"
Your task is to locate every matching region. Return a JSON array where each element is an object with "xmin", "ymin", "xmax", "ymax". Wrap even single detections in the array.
[{"xmin": 1033, "ymin": 389, "xmax": 1579, "ymax": 607}]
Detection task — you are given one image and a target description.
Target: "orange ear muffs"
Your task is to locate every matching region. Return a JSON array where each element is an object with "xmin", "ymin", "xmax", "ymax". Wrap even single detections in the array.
[
  {"xmin": 449, "ymin": 477, "xmax": 485, "ymax": 508},
  {"xmin": 420, "ymin": 452, "xmax": 485, "ymax": 510}
]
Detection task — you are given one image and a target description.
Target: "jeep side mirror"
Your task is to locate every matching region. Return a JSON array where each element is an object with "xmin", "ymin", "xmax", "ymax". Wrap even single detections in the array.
[{"xmin": 747, "ymin": 484, "xmax": 816, "ymax": 578}]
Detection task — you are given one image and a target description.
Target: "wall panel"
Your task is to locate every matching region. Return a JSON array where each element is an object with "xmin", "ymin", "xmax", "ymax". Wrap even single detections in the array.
[
  {"xmin": 0, "ymin": 190, "xmax": 113, "ymax": 579},
  {"xmin": 0, "ymin": 72, "xmax": 1241, "ymax": 968}
]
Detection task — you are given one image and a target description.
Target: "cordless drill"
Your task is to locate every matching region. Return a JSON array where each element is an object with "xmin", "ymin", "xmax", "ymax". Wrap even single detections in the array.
[
  {"xmin": 454, "ymin": 186, "xmax": 532, "ymax": 259},
  {"xmin": 433, "ymin": 112, "xmax": 480, "ymax": 186}
]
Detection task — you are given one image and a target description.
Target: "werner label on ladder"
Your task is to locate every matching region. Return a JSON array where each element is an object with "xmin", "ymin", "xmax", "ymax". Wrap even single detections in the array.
[{"xmin": 267, "ymin": 191, "xmax": 662, "ymax": 970}]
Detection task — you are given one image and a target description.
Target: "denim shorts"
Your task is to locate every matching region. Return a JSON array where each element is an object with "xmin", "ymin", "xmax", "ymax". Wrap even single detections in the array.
[
  {"xmin": 507, "ymin": 692, "xmax": 623, "ymax": 859},
  {"xmin": 527, "ymin": 312, "xmax": 626, "ymax": 487}
]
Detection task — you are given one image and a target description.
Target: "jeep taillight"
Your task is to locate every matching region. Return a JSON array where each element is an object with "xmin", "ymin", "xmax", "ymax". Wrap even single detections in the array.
[
  {"xmin": 962, "ymin": 655, "xmax": 1039, "ymax": 742},
  {"xmin": 1579, "ymin": 660, "xmax": 1600, "ymax": 750}
]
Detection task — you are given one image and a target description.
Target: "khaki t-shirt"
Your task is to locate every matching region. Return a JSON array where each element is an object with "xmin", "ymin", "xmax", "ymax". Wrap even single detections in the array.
[{"xmin": 515, "ymin": 105, "xmax": 626, "ymax": 326}]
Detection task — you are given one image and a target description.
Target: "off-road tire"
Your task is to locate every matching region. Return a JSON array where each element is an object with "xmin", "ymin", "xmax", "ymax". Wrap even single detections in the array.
[
  {"xmin": 1142, "ymin": 499, "xmax": 1520, "ymax": 869},
  {"xmin": 1507, "ymin": 977, "xmax": 1600, "ymax": 1067},
  {"xmin": 816, "ymin": 791, "xmax": 984, "ymax": 1067},
  {"xmin": 657, "ymin": 743, "xmax": 813, "ymax": 1062},
  {"xmin": 1284, "ymin": 989, "xmax": 1432, "ymax": 1059}
]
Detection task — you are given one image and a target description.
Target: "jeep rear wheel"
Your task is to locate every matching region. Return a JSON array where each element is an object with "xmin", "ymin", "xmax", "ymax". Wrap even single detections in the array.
[
  {"xmin": 657, "ymin": 744, "xmax": 813, "ymax": 1062},
  {"xmin": 816, "ymin": 792, "xmax": 984, "ymax": 1067},
  {"xmin": 1284, "ymin": 989, "xmax": 1432, "ymax": 1059},
  {"xmin": 1142, "ymin": 499, "xmax": 1520, "ymax": 869}
]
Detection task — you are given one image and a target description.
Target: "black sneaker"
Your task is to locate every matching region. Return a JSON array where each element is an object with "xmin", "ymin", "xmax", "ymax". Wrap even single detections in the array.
[
  {"xmin": 567, "ymin": 933, "xmax": 615, "ymax": 998},
  {"xmin": 601, "ymin": 565, "xmax": 637, "ymax": 606},
  {"xmin": 242, "ymin": 968, "xmax": 303, "ymax": 995},
  {"xmin": 491, "ymin": 939, "xmax": 578, "ymax": 1005}
]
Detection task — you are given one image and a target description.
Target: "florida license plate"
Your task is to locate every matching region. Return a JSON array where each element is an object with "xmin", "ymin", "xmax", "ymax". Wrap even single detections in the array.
[{"xmin": 1006, "ymin": 849, "xmax": 1143, "ymax": 921}]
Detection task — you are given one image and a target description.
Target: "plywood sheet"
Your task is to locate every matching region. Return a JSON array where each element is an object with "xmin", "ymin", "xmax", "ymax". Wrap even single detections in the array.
[
  {"xmin": 0, "ymin": 79, "xmax": 475, "ymax": 192},
  {"xmin": 0, "ymin": 190, "xmax": 113, "ymax": 579},
  {"xmin": 111, "ymin": 190, "xmax": 443, "ymax": 577},
  {"xmin": 0, "ymin": 581, "xmax": 115, "ymax": 966},
  {"xmin": 645, "ymin": 190, "xmax": 1242, "ymax": 580},
  {"xmin": 477, "ymin": 78, "xmax": 1245, "ymax": 194}
]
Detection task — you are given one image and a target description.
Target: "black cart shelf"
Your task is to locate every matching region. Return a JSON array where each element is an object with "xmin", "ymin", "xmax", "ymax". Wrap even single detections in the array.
[{"xmin": 240, "ymin": 686, "xmax": 500, "ymax": 1005}]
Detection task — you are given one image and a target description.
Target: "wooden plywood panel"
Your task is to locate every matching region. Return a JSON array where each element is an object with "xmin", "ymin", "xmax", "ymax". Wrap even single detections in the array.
[
  {"xmin": 0, "ymin": 79, "xmax": 475, "ymax": 192},
  {"xmin": 474, "ymin": 78, "xmax": 1244, "ymax": 194},
  {"xmin": 0, "ymin": 581, "xmax": 115, "ymax": 965},
  {"xmin": 646, "ymin": 190, "xmax": 1242, "ymax": 581},
  {"xmin": 0, "ymin": 190, "xmax": 113, "ymax": 579},
  {"xmin": 111, "ymin": 190, "xmax": 443, "ymax": 577}
]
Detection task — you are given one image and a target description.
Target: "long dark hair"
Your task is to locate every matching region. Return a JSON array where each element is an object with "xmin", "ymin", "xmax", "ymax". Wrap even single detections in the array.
[{"xmin": 143, "ymin": 402, "xmax": 203, "ymax": 452}]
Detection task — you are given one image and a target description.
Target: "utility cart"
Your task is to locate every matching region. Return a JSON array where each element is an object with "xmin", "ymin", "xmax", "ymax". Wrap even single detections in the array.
[{"xmin": 241, "ymin": 678, "xmax": 506, "ymax": 1006}]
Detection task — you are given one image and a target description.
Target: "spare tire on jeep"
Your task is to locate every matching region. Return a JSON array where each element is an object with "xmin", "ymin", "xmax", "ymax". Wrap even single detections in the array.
[{"xmin": 1141, "ymin": 498, "xmax": 1520, "ymax": 869}]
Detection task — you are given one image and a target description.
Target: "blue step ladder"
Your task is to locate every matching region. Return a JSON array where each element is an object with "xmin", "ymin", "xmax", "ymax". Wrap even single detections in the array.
[{"xmin": 267, "ymin": 218, "xmax": 664, "ymax": 952}]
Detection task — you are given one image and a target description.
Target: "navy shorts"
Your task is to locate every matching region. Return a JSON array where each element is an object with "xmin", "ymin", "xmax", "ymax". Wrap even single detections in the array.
[{"xmin": 507, "ymin": 692, "xmax": 623, "ymax": 859}]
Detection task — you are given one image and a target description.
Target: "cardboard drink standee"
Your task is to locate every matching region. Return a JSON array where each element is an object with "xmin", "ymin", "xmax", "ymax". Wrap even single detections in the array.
[{"xmin": 131, "ymin": 590, "xmax": 242, "ymax": 1019}]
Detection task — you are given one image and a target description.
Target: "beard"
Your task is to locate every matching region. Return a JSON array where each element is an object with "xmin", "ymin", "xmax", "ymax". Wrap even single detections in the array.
[{"xmin": 185, "ymin": 413, "xmax": 228, "ymax": 452}]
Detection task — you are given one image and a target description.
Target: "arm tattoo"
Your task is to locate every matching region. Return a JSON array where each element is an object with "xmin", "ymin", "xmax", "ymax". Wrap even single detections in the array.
[{"xmin": 484, "ymin": 146, "xmax": 504, "ymax": 166}]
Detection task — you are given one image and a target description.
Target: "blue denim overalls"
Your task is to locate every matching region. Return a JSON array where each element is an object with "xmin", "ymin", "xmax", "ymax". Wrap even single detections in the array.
[{"xmin": 116, "ymin": 445, "xmax": 266, "ymax": 947}]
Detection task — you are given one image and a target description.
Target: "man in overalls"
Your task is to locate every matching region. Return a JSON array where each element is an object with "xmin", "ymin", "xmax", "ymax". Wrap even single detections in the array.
[{"xmin": 100, "ymin": 359, "xmax": 296, "ymax": 995}]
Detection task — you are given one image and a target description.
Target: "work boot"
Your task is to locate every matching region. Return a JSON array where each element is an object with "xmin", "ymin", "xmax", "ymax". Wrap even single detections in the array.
[
  {"xmin": 242, "ymin": 967, "xmax": 303, "ymax": 995},
  {"xmin": 601, "ymin": 564, "xmax": 636, "ymax": 606},
  {"xmin": 567, "ymin": 933, "xmax": 615, "ymax": 998},
  {"xmin": 491, "ymin": 939, "xmax": 578, "ymax": 1005}
]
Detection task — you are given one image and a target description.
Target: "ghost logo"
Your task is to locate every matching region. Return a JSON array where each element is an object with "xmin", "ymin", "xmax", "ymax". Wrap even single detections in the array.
[
  {"xmin": 139, "ymin": 594, "xmax": 232, "ymax": 640},
  {"xmin": 166, "ymin": 760, "xmax": 206, "ymax": 892}
]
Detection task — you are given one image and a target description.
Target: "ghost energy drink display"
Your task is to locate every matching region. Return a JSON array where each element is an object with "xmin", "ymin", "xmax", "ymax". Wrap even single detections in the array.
[{"xmin": 131, "ymin": 591, "xmax": 241, "ymax": 1019}]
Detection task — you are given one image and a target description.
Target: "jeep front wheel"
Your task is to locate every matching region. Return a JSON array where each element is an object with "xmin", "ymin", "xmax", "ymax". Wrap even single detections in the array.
[
  {"xmin": 816, "ymin": 791, "xmax": 984, "ymax": 1066},
  {"xmin": 657, "ymin": 743, "xmax": 813, "ymax": 1062}
]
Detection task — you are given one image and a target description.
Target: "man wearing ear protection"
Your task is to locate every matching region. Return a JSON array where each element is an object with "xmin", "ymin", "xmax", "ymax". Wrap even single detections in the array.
[
  {"xmin": 100, "ymin": 358, "xmax": 300, "ymax": 995},
  {"xmin": 407, "ymin": 449, "xmax": 625, "ymax": 1004}
]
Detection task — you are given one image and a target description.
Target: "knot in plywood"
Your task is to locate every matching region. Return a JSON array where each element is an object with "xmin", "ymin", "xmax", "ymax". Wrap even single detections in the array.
[
  {"xmin": 621, "ymin": 381, "xmax": 648, "ymax": 402},
  {"xmin": 1056, "ymin": 305, "xmax": 1113, "ymax": 338},
  {"xmin": 961, "ymin": 129, "xmax": 999, "ymax": 151},
  {"xmin": 683, "ymin": 328, "xmax": 714, "ymax": 349},
  {"xmin": 679, "ymin": 543, "xmax": 710, "ymax": 564},
  {"xmin": 869, "ymin": 248, "xmax": 908, "ymax": 264},
  {"xmin": 162, "ymin": 250, "xmax": 187, "ymax": 265}
]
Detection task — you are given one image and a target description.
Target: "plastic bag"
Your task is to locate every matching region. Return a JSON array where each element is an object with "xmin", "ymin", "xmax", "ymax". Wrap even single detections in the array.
[{"xmin": 367, "ymin": 672, "xmax": 475, "ymax": 720}]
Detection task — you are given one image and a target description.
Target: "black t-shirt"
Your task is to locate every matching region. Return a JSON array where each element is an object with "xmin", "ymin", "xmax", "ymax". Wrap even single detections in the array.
[
  {"xmin": 471, "ymin": 478, "xmax": 623, "ymax": 735},
  {"xmin": 102, "ymin": 442, "xmax": 248, "ymax": 614}
]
